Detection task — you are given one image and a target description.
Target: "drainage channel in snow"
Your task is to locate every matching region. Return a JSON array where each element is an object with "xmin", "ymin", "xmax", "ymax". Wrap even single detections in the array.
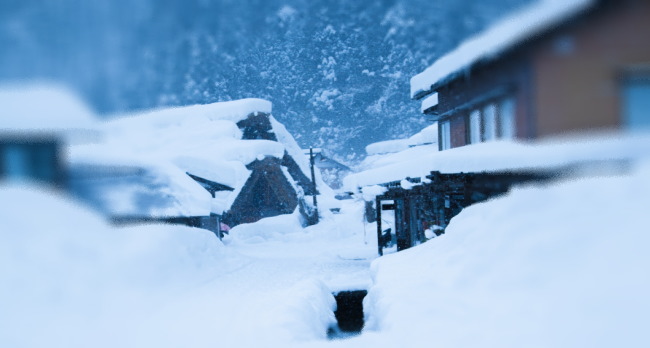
[{"xmin": 327, "ymin": 290, "xmax": 368, "ymax": 340}]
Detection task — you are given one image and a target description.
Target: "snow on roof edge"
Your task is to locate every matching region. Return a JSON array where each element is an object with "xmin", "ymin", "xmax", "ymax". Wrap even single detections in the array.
[
  {"xmin": 421, "ymin": 93, "xmax": 439, "ymax": 113},
  {"xmin": 0, "ymin": 82, "xmax": 97, "ymax": 132},
  {"xmin": 345, "ymin": 131, "xmax": 650, "ymax": 192},
  {"xmin": 410, "ymin": 0, "xmax": 596, "ymax": 99},
  {"xmin": 111, "ymin": 98, "xmax": 272, "ymax": 124}
]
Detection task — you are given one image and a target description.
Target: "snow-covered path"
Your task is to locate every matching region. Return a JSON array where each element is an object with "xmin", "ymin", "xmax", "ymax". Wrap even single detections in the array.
[
  {"xmin": 148, "ymin": 237, "xmax": 374, "ymax": 346},
  {"xmin": 0, "ymin": 188, "xmax": 376, "ymax": 347}
]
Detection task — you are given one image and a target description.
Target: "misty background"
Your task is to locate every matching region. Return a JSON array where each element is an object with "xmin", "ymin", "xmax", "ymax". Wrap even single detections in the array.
[{"xmin": 0, "ymin": 0, "xmax": 529, "ymax": 164}]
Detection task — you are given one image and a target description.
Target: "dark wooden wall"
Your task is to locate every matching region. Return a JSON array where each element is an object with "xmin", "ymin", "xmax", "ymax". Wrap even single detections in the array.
[{"xmin": 435, "ymin": 48, "xmax": 535, "ymax": 148}]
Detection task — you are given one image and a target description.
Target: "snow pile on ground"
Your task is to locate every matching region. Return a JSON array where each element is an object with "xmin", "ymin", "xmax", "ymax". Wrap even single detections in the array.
[
  {"xmin": 410, "ymin": 0, "xmax": 595, "ymax": 98},
  {"xmin": 0, "ymin": 183, "xmax": 375, "ymax": 347},
  {"xmin": 346, "ymin": 131, "xmax": 650, "ymax": 191},
  {"xmin": 348, "ymin": 161, "xmax": 650, "ymax": 347}
]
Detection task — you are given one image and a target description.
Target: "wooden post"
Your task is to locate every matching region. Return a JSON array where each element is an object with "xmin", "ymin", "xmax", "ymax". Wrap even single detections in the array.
[
  {"xmin": 376, "ymin": 196, "xmax": 383, "ymax": 256},
  {"xmin": 309, "ymin": 147, "xmax": 319, "ymax": 224}
]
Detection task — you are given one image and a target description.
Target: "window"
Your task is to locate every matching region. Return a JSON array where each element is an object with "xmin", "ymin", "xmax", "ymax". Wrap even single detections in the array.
[
  {"xmin": 469, "ymin": 110, "xmax": 481, "ymax": 144},
  {"xmin": 499, "ymin": 98, "xmax": 516, "ymax": 139},
  {"xmin": 622, "ymin": 76, "xmax": 650, "ymax": 130},
  {"xmin": 440, "ymin": 120, "xmax": 451, "ymax": 150},
  {"xmin": 3, "ymin": 145, "xmax": 30, "ymax": 180},
  {"xmin": 1, "ymin": 143, "xmax": 59, "ymax": 183},
  {"xmin": 482, "ymin": 104, "xmax": 497, "ymax": 141},
  {"xmin": 465, "ymin": 97, "xmax": 516, "ymax": 145}
]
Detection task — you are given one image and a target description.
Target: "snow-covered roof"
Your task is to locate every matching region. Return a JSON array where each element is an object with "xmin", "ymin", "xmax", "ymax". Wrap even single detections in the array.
[
  {"xmin": 365, "ymin": 123, "xmax": 438, "ymax": 156},
  {"xmin": 0, "ymin": 83, "xmax": 96, "ymax": 133},
  {"xmin": 421, "ymin": 93, "xmax": 438, "ymax": 113},
  {"xmin": 345, "ymin": 131, "xmax": 650, "ymax": 191},
  {"xmin": 70, "ymin": 98, "xmax": 317, "ymax": 217},
  {"xmin": 410, "ymin": 0, "xmax": 596, "ymax": 99}
]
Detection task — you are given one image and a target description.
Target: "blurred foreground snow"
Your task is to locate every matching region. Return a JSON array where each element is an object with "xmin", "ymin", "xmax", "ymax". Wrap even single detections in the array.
[{"xmin": 2, "ymin": 159, "xmax": 649, "ymax": 347}]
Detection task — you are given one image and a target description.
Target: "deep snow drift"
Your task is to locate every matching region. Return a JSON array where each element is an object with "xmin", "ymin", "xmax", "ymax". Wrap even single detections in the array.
[
  {"xmin": 3, "ymin": 158, "xmax": 649, "ymax": 347},
  {"xmin": 340, "ymin": 160, "xmax": 650, "ymax": 347}
]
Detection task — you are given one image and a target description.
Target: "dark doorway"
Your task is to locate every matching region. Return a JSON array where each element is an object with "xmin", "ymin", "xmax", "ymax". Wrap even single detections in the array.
[{"xmin": 328, "ymin": 290, "xmax": 367, "ymax": 339}]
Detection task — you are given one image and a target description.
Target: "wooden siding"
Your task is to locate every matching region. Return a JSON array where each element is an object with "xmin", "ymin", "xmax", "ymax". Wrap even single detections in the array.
[
  {"xmin": 225, "ymin": 156, "xmax": 298, "ymax": 226},
  {"xmin": 533, "ymin": 0, "xmax": 650, "ymax": 136},
  {"xmin": 449, "ymin": 113, "xmax": 467, "ymax": 148},
  {"xmin": 434, "ymin": 48, "xmax": 535, "ymax": 149}
]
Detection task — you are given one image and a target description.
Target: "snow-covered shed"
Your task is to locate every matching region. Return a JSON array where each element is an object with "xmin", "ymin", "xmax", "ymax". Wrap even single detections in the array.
[
  {"xmin": 412, "ymin": 0, "xmax": 650, "ymax": 151},
  {"xmin": 0, "ymin": 83, "xmax": 96, "ymax": 186},
  {"xmin": 69, "ymin": 99, "xmax": 324, "ymax": 228}
]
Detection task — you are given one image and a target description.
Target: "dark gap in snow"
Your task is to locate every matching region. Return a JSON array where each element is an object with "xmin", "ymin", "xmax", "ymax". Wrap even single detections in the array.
[{"xmin": 327, "ymin": 290, "xmax": 367, "ymax": 340}]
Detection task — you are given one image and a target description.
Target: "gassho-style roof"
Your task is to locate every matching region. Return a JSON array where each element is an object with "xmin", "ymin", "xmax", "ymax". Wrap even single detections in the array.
[
  {"xmin": 410, "ymin": 0, "xmax": 597, "ymax": 100},
  {"xmin": 70, "ymin": 98, "xmax": 319, "ymax": 218}
]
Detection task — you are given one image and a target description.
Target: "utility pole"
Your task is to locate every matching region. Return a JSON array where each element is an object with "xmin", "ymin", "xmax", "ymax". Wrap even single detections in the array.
[{"xmin": 309, "ymin": 147, "xmax": 319, "ymax": 224}]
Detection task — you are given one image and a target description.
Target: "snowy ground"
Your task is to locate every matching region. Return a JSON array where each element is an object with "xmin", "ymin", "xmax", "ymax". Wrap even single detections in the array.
[
  {"xmin": 0, "ymin": 184, "xmax": 376, "ymax": 347},
  {"xmin": 2, "ymin": 159, "xmax": 649, "ymax": 347}
]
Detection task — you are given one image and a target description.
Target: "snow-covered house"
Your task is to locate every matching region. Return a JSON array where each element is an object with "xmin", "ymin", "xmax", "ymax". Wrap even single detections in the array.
[
  {"xmin": 303, "ymin": 148, "xmax": 351, "ymax": 190},
  {"xmin": 69, "ymin": 99, "xmax": 324, "ymax": 230},
  {"xmin": 0, "ymin": 84, "xmax": 96, "ymax": 186},
  {"xmin": 412, "ymin": 0, "xmax": 650, "ymax": 151}
]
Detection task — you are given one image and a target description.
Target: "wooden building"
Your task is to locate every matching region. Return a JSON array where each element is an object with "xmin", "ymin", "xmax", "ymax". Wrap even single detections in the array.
[
  {"xmin": 373, "ymin": 170, "xmax": 554, "ymax": 255},
  {"xmin": 69, "ymin": 99, "xmax": 322, "ymax": 235},
  {"xmin": 0, "ymin": 136, "xmax": 64, "ymax": 186},
  {"xmin": 411, "ymin": 0, "xmax": 650, "ymax": 151},
  {"xmin": 0, "ymin": 84, "xmax": 96, "ymax": 187}
]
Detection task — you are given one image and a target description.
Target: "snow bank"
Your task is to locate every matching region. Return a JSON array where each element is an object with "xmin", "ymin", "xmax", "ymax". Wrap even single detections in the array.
[
  {"xmin": 410, "ymin": 0, "xmax": 595, "ymax": 98},
  {"xmin": 358, "ymin": 161, "xmax": 650, "ymax": 347},
  {"xmin": 0, "ymin": 184, "xmax": 228, "ymax": 347},
  {"xmin": 346, "ymin": 132, "xmax": 650, "ymax": 191},
  {"xmin": 228, "ymin": 209, "xmax": 306, "ymax": 243}
]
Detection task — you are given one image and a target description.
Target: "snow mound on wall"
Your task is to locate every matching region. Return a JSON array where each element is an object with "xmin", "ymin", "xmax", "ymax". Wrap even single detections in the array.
[
  {"xmin": 0, "ymin": 82, "xmax": 96, "ymax": 132},
  {"xmin": 410, "ymin": 0, "xmax": 595, "ymax": 98},
  {"xmin": 361, "ymin": 162, "xmax": 650, "ymax": 347}
]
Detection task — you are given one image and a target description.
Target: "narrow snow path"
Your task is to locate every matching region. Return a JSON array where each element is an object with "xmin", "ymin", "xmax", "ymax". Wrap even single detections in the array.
[{"xmin": 143, "ymin": 219, "xmax": 376, "ymax": 346}]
